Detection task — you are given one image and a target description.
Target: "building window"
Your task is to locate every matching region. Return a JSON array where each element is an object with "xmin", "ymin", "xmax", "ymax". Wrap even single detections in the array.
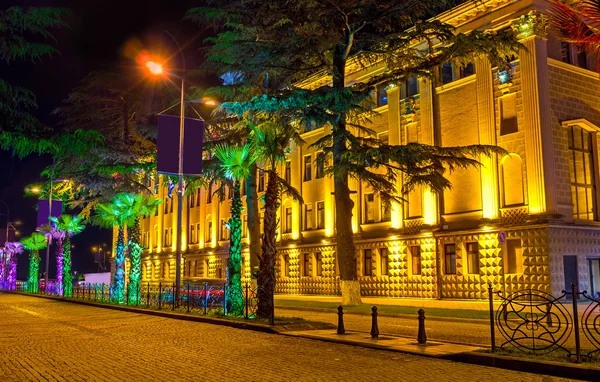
[
  {"xmin": 284, "ymin": 207, "xmax": 292, "ymax": 233},
  {"xmin": 499, "ymin": 94, "xmax": 518, "ymax": 136},
  {"xmin": 285, "ymin": 161, "xmax": 292, "ymax": 184},
  {"xmin": 302, "ymin": 253, "xmax": 311, "ymax": 277},
  {"xmin": 206, "ymin": 221, "xmax": 213, "ymax": 243},
  {"xmin": 204, "ymin": 259, "xmax": 209, "ymax": 277},
  {"xmin": 316, "ymin": 153, "xmax": 325, "ymax": 179},
  {"xmin": 196, "ymin": 188, "xmax": 201, "ymax": 206},
  {"xmin": 316, "ymin": 201, "xmax": 325, "ymax": 229},
  {"xmin": 505, "ymin": 239, "xmax": 523, "ymax": 274},
  {"xmin": 460, "ymin": 63, "xmax": 475, "ymax": 78},
  {"xmin": 381, "ymin": 201, "xmax": 391, "ymax": 222},
  {"xmin": 444, "ymin": 244, "xmax": 456, "ymax": 275},
  {"xmin": 258, "ymin": 170, "xmax": 265, "ymax": 192},
  {"xmin": 190, "ymin": 194, "xmax": 195, "ymax": 208},
  {"xmin": 164, "ymin": 229, "xmax": 169, "ymax": 246},
  {"xmin": 376, "ymin": 84, "xmax": 388, "ymax": 107},
  {"xmin": 153, "ymin": 225, "xmax": 158, "ymax": 248},
  {"xmin": 241, "ymin": 181, "xmax": 246, "ymax": 196},
  {"xmin": 206, "ymin": 188, "xmax": 212, "ymax": 204},
  {"xmin": 304, "ymin": 155, "xmax": 312, "ymax": 181},
  {"xmin": 561, "ymin": 42, "xmax": 572, "ymax": 64},
  {"xmin": 221, "ymin": 219, "xmax": 229, "ymax": 241},
  {"xmin": 190, "ymin": 225, "xmax": 196, "ymax": 244},
  {"xmin": 380, "ymin": 248, "xmax": 389, "ymax": 276},
  {"xmin": 164, "ymin": 197, "xmax": 169, "ymax": 214},
  {"xmin": 569, "ymin": 126, "xmax": 596, "ymax": 221},
  {"xmin": 363, "ymin": 249, "xmax": 373, "ymax": 276},
  {"xmin": 411, "ymin": 246, "xmax": 421, "ymax": 276},
  {"xmin": 304, "ymin": 204, "xmax": 313, "ymax": 230},
  {"xmin": 577, "ymin": 50, "xmax": 587, "ymax": 69},
  {"xmin": 315, "ymin": 252, "xmax": 323, "ymax": 277},
  {"xmin": 440, "ymin": 62, "xmax": 454, "ymax": 84},
  {"xmin": 242, "ymin": 215, "xmax": 248, "ymax": 238},
  {"xmin": 283, "ymin": 255, "xmax": 290, "ymax": 277},
  {"xmin": 466, "ymin": 242, "xmax": 479, "ymax": 275},
  {"xmin": 364, "ymin": 193, "xmax": 375, "ymax": 223},
  {"xmin": 402, "ymin": 76, "xmax": 419, "ymax": 98},
  {"xmin": 228, "ymin": 185, "xmax": 234, "ymax": 200}
]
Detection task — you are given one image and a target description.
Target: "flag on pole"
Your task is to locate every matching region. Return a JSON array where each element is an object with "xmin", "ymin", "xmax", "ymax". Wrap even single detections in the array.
[{"xmin": 167, "ymin": 179, "xmax": 174, "ymax": 199}]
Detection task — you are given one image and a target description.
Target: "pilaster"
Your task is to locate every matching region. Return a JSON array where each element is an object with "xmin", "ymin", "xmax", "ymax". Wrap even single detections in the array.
[
  {"xmin": 418, "ymin": 77, "xmax": 438, "ymax": 225},
  {"xmin": 387, "ymin": 86, "xmax": 403, "ymax": 229}
]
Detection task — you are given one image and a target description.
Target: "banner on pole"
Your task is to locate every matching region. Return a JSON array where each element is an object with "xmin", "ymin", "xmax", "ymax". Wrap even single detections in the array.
[
  {"xmin": 157, "ymin": 115, "xmax": 204, "ymax": 176},
  {"xmin": 37, "ymin": 200, "xmax": 63, "ymax": 227}
]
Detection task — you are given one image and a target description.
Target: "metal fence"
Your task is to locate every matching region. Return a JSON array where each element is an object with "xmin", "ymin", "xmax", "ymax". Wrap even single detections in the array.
[
  {"xmin": 489, "ymin": 283, "xmax": 600, "ymax": 362},
  {"xmin": 8, "ymin": 280, "xmax": 274, "ymax": 324}
]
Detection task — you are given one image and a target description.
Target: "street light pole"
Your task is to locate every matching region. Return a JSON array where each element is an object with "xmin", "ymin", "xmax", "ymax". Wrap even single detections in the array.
[{"xmin": 165, "ymin": 30, "xmax": 185, "ymax": 304}]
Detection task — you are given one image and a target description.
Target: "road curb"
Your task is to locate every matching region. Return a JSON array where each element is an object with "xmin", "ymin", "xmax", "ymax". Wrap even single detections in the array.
[{"xmin": 13, "ymin": 292, "xmax": 280, "ymax": 335}]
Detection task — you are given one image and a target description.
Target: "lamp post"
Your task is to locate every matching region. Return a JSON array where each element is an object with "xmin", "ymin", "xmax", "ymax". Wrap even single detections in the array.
[{"xmin": 145, "ymin": 31, "xmax": 186, "ymax": 303}]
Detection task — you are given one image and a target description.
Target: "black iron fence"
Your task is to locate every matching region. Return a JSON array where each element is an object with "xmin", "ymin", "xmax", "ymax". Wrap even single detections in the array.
[
  {"xmin": 489, "ymin": 283, "xmax": 600, "ymax": 362},
  {"xmin": 9, "ymin": 280, "xmax": 274, "ymax": 324}
]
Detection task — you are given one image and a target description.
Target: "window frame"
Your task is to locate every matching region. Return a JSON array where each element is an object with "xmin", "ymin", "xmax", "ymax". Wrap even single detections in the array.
[
  {"xmin": 466, "ymin": 242, "xmax": 480, "ymax": 275},
  {"xmin": 304, "ymin": 155, "xmax": 312, "ymax": 182},
  {"xmin": 444, "ymin": 244, "xmax": 457, "ymax": 275},
  {"xmin": 363, "ymin": 249, "xmax": 373, "ymax": 276},
  {"xmin": 304, "ymin": 203, "xmax": 313, "ymax": 230},
  {"xmin": 410, "ymin": 246, "xmax": 422, "ymax": 276},
  {"xmin": 316, "ymin": 201, "xmax": 325, "ymax": 229}
]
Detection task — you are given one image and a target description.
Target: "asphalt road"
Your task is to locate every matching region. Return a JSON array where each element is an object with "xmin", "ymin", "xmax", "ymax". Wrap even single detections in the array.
[{"xmin": 0, "ymin": 293, "xmax": 571, "ymax": 381}]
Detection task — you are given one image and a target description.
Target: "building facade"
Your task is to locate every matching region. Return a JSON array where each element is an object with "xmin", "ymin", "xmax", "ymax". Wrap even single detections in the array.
[{"xmin": 125, "ymin": 0, "xmax": 600, "ymax": 299}]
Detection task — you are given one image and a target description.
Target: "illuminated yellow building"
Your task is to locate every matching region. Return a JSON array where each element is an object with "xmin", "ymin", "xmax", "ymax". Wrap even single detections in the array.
[{"xmin": 130, "ymin": 0, "xmax": 600, "ymax": 299}]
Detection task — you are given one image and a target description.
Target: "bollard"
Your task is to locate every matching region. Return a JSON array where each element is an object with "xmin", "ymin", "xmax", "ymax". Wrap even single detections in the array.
[
  {"xmin": 546, "ymin": 303, "xmax": 553, "ymax": 327},
  {"xmin": 337, "ymin": 306, "xmax": 345, "ymax": 335},
  {"xmin": 488, "ymin": 284, "xmax": 495, "ymax": 352},
  {"xmin": 417, "ymin": 309, "xmax": 427, "ymax": 344},
  {"xmin": 370, "ymin": 306, "xmax": 379, "ymax": 338},
  {"xmin": 572, "ymin": 283, "xmax": 581, "ymax": 363}
]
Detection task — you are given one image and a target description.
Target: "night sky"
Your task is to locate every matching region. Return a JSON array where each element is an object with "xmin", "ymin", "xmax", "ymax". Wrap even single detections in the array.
[{"xmin": 1, "ymin": 0, "xmax": 211, "ymax": 278}]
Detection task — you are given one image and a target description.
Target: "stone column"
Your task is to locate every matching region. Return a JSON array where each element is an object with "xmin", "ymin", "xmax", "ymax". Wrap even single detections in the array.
[
  {"xmin": 387, "ymin": 85, "xmax": 403, "ymax": 229},
  {"xmin": 419, "ymin": 78, "xmax": 438, "ymax": 225},
  {"xmin": 475, "ymin": 57, "xmax": 499, "ymax": 219},
  {"xmin": 512, "ymin": 11, "xmax": 557, "ymax": 215}
]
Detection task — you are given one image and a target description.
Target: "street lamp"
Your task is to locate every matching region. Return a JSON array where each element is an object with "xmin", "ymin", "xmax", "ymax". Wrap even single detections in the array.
[{"xmin": 144, "ymin": 31, "xmax": 187, "ymax": 303}]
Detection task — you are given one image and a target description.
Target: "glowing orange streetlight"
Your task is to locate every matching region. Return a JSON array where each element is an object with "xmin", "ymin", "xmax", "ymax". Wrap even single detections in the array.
[{"xmin": 146, "ymin": 61, "xmax": 163, "ymax": 75}]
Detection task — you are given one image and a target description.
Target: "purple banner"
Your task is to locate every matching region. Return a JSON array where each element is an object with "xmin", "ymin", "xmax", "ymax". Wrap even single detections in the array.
[
  {"xmin": 37, "ymin": 200, "xmax": 63, "ymax": 227},
  {"xmin": 157, "ymin": 115, "xmax": 204, "ymax": 176}
]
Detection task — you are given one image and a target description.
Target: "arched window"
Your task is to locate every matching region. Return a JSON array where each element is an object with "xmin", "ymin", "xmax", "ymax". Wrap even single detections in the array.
[{"xmin": 501, "ymin": 154, "xmax": 524, "ymax": 206}]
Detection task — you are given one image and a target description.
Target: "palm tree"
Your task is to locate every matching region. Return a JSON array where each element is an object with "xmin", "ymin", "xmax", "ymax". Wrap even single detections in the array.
[
  {"xmin": 250, "ymin": 118, "xmax": 303, "ymax": 318},
  {"xmin": 21, "ymin": 233, "xmax": 48, "ymax": 293},
  {"xmin": 93, "ymin": 194, "xmax": 134, "ymax": 303},
  {"xmin": 4, "ymin": 242, "xmax": 23, "ymax": 290},
  {"xmin": 50, "ymin": 215, "xmax": 85, "ymax": 297},
  {"xmin": 214, "ymin": 143, "xmax": 258, "ymax": 316},
  {"xmin": 115, "ymin": 193, "xmax": 161, "ymax": 304},
  {"xmin": 550, "ymin": 0, "xmax": 600, "ymax": 65},
  {"xmin": 0, "ymin": 248, "xmax": 5, "ymax": 286}
]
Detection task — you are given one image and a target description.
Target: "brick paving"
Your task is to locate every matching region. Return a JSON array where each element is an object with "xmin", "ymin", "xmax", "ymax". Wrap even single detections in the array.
[{"xmin": 0, "ymin": 293, "xmax": 570, "ymax": 382}]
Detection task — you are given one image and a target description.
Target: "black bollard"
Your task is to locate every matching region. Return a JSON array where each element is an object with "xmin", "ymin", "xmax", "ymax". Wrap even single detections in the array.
[
  {"xmin": 337, "ymin": 306, "xmax": 345, "ymax": 334},
  {"xmin": 417, "ymin": 309, "xmax": 427, "ymax": 344},
  {"xmin": 371, "ymin": 306, "xmax": 379, "ymax": 338}
]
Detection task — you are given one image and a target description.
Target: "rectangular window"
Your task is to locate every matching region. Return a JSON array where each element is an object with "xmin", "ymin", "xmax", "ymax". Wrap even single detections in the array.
[
  {"xmin": 403, "ymin": 76, "xmax": 419, "ymax": 98},
  {"xmin": 316, "ymin": 153, "xmax": 325, "ymax": 179},
  {"xmin": 164, "ymin": 197, "xmax": 169, "ymax": 214},
  {"xmin": 376, "ymin": 84, "xmax": 388, "ymax": 107},
  {"xmin": 569, "ymin": 126, "xmax": 596, "ymax": 221},
  {"xmin": 285, "ymin": 161, "xmax": 292, "ymax": 184},
  {"xmin": 444, "ymin": 244, "xmax": 456, "ymax": 275},
  {"xmin": 305, "ymin": 204, "xmax": 313, "ymax": 230},
  {"xmin": 221, "ymin": 219, "xmax": 229, "ymax": 241},
  {"xmin": 380, "ymin": 248, "xmax": 389, "ymax": 276},
  {"xmin": 242, "ymin": 215, "xmax": 248, "ymax": 238},
  {"xmin": 364, "ymin": 193, "xmax": 375, "ymax": 223},
  {"xmin": 316, "ymin": 201, "xmax": 325, "ymax": 229},
  {"xmin": 206, "ymin": 221, "xmax": 213, "ymax": 243},
  {"xmin": 381, "ymin": 201, "xmax": 391, "ymax": 222},
  {"xmin": 466, "ymin": 242, "xmax": 480, "ymax": 275},
  {"xmin": 241, "ymin": 181, "xmax": 246, "ymax": 196},
  {"xmin": 204, "ymin": 259, "xmax": 209, "ymax": 277},
  {"xmin": 304, "ymin": 155, "xmax": 312, "ymax": 181},
  {"xmin": 561, "ymin": 42, "xmax": 572, "ymax": 64},
  {"xmin": 190, "ymin": 225, "xmax": 196, "ymax": 244},
  {"xmin": 206, "ymin": 188, "xmax": 213, "ymax": 204},
  {"xmin": 195, "ymin": 223, "xmax": 200, "ymax": 242},
  {"xmin": 164, "ymin": 229, "xmax": 169, "ymax": 246},
  {"xmin": 303, "ymin": 253, "xmax": 311, "ymax": 277},
  {"xmin": 258, "ymin": 170, "xmax": 265, "ymax": 192},
  {"xmin": 154, "ymin": 226, "xmax": 158, "ymax": 247},
  {"xmin": 460, "ymin": 63, "xmax": 475, "ymax": 78},
  {"xmin": 170, "ymin": 197, "xmax": 174, "ymax": 213},
  {"xmin": 499, "ymin": 94, "xmax": 518, "ymax": 136},
  {"xmin": 283, "ymin": 255, "xmax": 290, "ymax": 277},
  {"xmin": 411, "ymin": 246, "xmax": 421, "ymax": 276},
  {"xmin": 196, "ymin": 188, "xmax": 201, "ymax": 206},
  {"xmin": 190, "ymin": 194, "xmax": 195, "ymax": 208},
  {"xmin": 363, "ymin": 249, "xmax": 373, "ymax": 276},
  {"xmin": 577, "ymin": 50, "xmax": 587, "ymax": 69},
  {"xmin": 506, "ymin": 239, "xmax": 523, "ymax": 274},
  {"xmin": 441, "ymin": 62, "xmax": 454, "ymax": 84},
  {"xmin": 284, "ymin": 207, "xmax": 292, "ymax": 233},
  {"xmin": 316, "ymin": 252, "xmax": 323, "ymax": 277}
]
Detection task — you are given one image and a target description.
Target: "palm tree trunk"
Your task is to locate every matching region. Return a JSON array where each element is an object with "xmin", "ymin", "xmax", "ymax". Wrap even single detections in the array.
[
  {"xmin": 7, "ymin": 252, "xmax": 17, "ymax": 290},
  {"xmin": 0, "ymin": 251, "xmax": 6, "ymax": 284},
  {"xmin": 128, "ymin": 217, "xmax": 142, "ymax": 304},
  {"xmin": 332, "ymin": 45, "xmax": 362, "ymax": 305},
  {"xmin": 114, "ymin": 225, "xmax": 126, "ymax": 303},
  {"xmin": 55, "ymin": 239, "xmax": 64, "ymax": 295},
  {"xmin": 226, "ymin": 180, "xmax": 244, "ymax": 315},
  {"xmin": 257, "ymin": 170, "xmax": 278, "ymax": 318},
  {"xmin": 246, "ymin": 164, "xmax": 260, "ymax": 276},
  {"xmin": 28, "ymin": 251, "xmax": 40, "ymax": 293},
  {"xmin": 62, "ymin": 235, "xmax": 73, "ymax": 297}
]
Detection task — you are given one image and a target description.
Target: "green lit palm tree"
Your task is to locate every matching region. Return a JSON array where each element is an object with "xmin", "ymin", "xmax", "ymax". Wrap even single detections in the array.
[
  {"xmin": 116, "ymin": 193, "xmax": 161, "ymax": 304},
  {"xmin": 93, "ymin": 194, "xmax": 134, "ymax": 303},
  {"xmin": 250, "ymin": 118, "xmax": 303, "ymax": 318},
  {"xmin": 50, "ymin": 215, "xmax": 85, "ymax": 297},
  {"xmin": 21, "ymin": 232, "xmax": 48, "ymax": 293},
  {"xmin": 214, "ymin": 143, "xmax": 258, "ymax": 316}
]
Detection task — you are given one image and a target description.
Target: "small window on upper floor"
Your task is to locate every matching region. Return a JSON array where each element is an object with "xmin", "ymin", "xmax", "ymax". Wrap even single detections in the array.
[
  {"xmin": 376, "ymin": 84, "xmax": 388, "ymax": 107},
  {"xmin": 577, "ymin": 50, "xmax": 588, "ymax": 69},
  {"xmin": 561, "ymin": 42, "xmax": 572, "ymax": 64},
  {"xmin": 441, "ymin": 62, "xmax": 454, "ymax": 84},
  {"xmin": 499, "ymin": 94, "xmax": 518, "ymax": 136},
  {"xmin": 401, "ymin": 77, "xmax": 419, "ymax": 98}
]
